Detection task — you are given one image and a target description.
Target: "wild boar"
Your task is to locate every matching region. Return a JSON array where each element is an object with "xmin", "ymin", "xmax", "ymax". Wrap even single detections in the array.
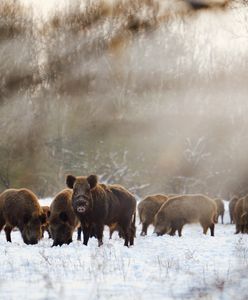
[
  {"xmin": 154, "ymin": 194, "xmax": 217, "ymax": 237},
  {"xmin": 229, "ymin": 196, "xmax": 239, "ymax": 224},
  {"xmin": 49, "ymin": 189, "xmax": 78, "ymax": 246},
  {"xmin": 66, "ymin": 175, "xmax": 136, "ymax": 247},
  {"xmin": 234, "ymin": 195, "xmax": 248, "ymax": 234},
  {"xmin": 138, "ymin": 194, "xmax": 169, "ymax": 236},
  {"xmin": 0, "ymin": 188, "xmax": 46, "ymax": 244},
  {"xmin": 214, "ymin": 198, "xmax": 225, "ymax": 224}
]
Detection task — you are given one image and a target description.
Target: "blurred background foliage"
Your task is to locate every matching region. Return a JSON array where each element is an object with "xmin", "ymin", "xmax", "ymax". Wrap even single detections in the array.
[{"xmin": 0, "ymin": 0, "xmax": 248, "ymax": 199}]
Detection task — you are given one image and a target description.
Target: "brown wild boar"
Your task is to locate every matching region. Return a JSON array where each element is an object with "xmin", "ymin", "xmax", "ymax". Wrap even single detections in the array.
[
  {"xmin": 41, "ymin": 205, "xmax": 51, "ymax": 238},
  {"xmin": 0, "ymin": 188, "xmax": 46, "ymax": 244},
  {"xmin": 234, "ymin": 195, "xmax": 248, "ymax": 234},
  {"xmin": 66, "ymin": 175, "xmax": 136, "ymax": 247},
  {"xmin": 229, "ymin": 196, "xmax": 239, "ymax": 224},
  {"xmin": 138, "ymin": 194, "xmax": 169, "ymax": 236},
  {"xmin": 154, "ymin": 194, "xmax": 217, "ymax": 237},
  {"xmin": 49, "ymin": 189, "xmax": 78, "ymax": 246},
  {"xmin": 214, "ymin": 198, "xmax": 225, "ymax": 224}
]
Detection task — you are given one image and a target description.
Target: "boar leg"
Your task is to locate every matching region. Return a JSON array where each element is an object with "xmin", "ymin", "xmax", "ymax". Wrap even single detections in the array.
[
  {"xmin": 95, "ymin": 223, "xmax": 104, "ymax": 247},
  {"xmin": 169, "ymin": 228, "xmax": 176, "ymax": 236},
  {"xmin": 41, "ymin": 226, "xmax": 45, "ymax": 238},
  {"xmin": 118, "ymin": 228, "xmax": 123, "ymax": 238},
  {"xmin": 202, "ymin": 223, "xmax": 209, "ymax": 235},
  {"xmin": 4, "ymin": 224, "xmax": 13, "ymax": 242},
  {"xmin": 109, "ymin": 224, "xmax": 116, "ymax": 239},
  {"xmin": 221, "ymin": 214, "xmax": 224, "ymax": 224},
  {"xmin": 235, "ymin": 224, "xmax": 241, "ymax": 234},
  {"xmin": 178, "ymin": 226, "xmax": 183, "ymax": 237},
  {"xmin": 0, "ymin": 219, "xmax": 5, "ymax": 233},
  {"xmin": 77, "ymin": 227, "xmax": 82, "ymax": 241},
  {"xmin": 90, "ymin": 225, "xmax": 97, "ymax": 238},
  {"xmin": 124, "ymin": 231, "xmax": 130, "ymax": 247},
  {"xmin": 172, "ymin": 220, "xmax": 183, "ymax": 237},
  {"xmin": 109, "ymin": 228, "xmax": 113, "ymax": 239},
  {"xmin": 109, "ymin": 225, "xmax": 121, "ymax": 239},
  {"xmin": 209, "ymin": 223, "xmax": 215, "ymax": 236},
  {"xmin": 47, "ymin": 229, "xmax": 52, "ymax": 239},
  {"xmin": 216, "ymin": 215, "xmax": 219, "ymax": 223},
  {"xmin": 118, "ymin": 221, "xmax": 130, "ymax": 247},
  {"xmin": 140, "ymin": 223, "xmax": 148, "ymax": 236},
  {"xmin": 130, "ymin": 222, "xmax": 136, "ymax": 246},
  {"xmin": 82, "ymin": 226, "xmax": 91, "ymax": 246}
]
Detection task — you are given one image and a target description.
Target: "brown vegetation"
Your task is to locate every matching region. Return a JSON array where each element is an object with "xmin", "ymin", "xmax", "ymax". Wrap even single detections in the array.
[
  {"xmin": 0, "ymin": 0, "xmax": 245, "ymax": 203},
  {"xmin": 0, "ymin": 188, "xmax": 46, "ymax": 244},
  {"xmin": 154, "ymin": 194, "xmax": 217, "ymax": 237}
]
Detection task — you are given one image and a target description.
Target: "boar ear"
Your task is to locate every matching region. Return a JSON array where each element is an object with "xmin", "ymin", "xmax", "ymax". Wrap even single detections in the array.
[
  {"xmin": 87, "ymin": 175, "xmax": 98, "ymax": 189},
  {"xmin": 66, "ymin": 175, "xmax": 76, "ymax": 189},
  {"xmin": 39, "ymin": 213, "xmax": 47, "ymax": 224},
  {"xmin": 23, "ymin": 213, "xmax": 31, "ymax": 224},
  {"xmin": 59, "ymin": 212, "xmax": 68, "ymax": 222}
]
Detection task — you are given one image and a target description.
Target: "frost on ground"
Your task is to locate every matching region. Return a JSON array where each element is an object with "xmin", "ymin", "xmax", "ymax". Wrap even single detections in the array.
[{"xmin": 0, "ymin": 200, "xmax": 248, "ymax": 300}]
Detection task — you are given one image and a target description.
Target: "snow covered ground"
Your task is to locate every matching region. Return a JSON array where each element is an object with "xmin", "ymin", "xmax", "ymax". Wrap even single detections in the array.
[{"xmin": 0, "ymin": 200, "xmax": 248, "ymax": 300}]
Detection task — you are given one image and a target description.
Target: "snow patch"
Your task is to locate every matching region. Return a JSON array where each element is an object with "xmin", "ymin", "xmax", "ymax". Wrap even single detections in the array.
[{"xmin": 0, "ymin": 200, "xmax": 247, "ymax": 299}]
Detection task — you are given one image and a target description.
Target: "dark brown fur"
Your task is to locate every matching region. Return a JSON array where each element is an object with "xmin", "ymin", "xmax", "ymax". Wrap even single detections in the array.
[
  {"xmin": 41, "ymin": 205, "xmax": 51, "ymax": 238},
  {"xmin": 154, "ymin": 194, "xmax": 217, "ymax": 237},
  {"xmin": 0, "ymin": 188, "xmax": 46, "ymax": 244},
  {"xmin": 229, "ymin": 196, "xmax": 239, "ymax": 224},
  {"xmin": 214, "ymin": 198, "xmax": 225, "ymax": 224},
  {"xmin": 49, "ymin": 189, "xmax": 79, "ymax": 246},
  {"xmin": 109, "ymin": 223, "xmax": 125, "ymax": 239},
  {"xmin": 77, "ymin": 223, "xmax": 124, "ymax": 240},
  {"xmin": 66, "ymin": 175, "xmax": 136, "ymax": 247},
  {"xmin": 77, "ymin": 224, "xmax": 98, "ymax": 241},
  {"xmin": 234, "ymin": 195, "xmax": 248, "ymax": 234},
  {"xmin": 138, "ymin": 194, "xmax": 168, "ymax": 236}
]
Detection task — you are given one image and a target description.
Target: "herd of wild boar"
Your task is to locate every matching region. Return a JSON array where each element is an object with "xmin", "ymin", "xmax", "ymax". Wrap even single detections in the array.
[{"xmin": 0, "ymin": 174, "xmax": 246, "ymax": 247}]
